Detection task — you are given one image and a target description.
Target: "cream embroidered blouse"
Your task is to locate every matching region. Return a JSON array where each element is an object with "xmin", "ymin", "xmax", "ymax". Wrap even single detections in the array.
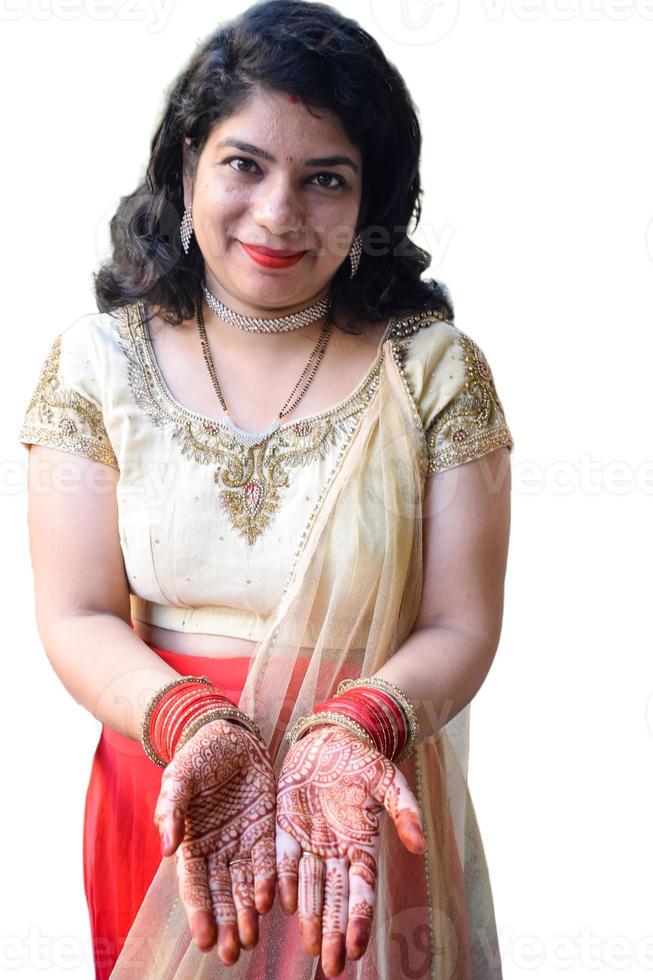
[{"xmin": 18, "ymin": 301, "xmax": 514, "ymax": 642}]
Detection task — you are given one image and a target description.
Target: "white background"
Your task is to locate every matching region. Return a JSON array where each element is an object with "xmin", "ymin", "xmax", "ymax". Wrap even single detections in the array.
[{"xmin": 3, "ymin": 0, "xmax": 653, "ymax": 977}]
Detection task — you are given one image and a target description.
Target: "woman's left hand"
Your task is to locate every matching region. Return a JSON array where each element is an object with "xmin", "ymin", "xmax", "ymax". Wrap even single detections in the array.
[{"xmin": 275, "ymin": 723, "xmax": 426, "ymax": 978}]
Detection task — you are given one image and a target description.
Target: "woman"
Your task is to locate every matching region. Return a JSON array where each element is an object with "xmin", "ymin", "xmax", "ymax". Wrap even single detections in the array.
[{"xmin": 18, "ymin": 2, "xmax": 514, "ymax": 977}]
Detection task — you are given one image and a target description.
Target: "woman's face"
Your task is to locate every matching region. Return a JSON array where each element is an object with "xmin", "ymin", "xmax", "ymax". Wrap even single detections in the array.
[{"xmin": 182, "ymin": 85, "xmax": 363, "ymax": 313}]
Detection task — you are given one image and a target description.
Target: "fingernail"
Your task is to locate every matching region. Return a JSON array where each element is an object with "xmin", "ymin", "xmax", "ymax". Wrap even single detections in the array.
[
  {"xmin": 399, "ymin": 811, "xmax": 426, "ymax": 851},
  {"xmin": 411, "ymin": 817, "xmax": 426, "ymax": 843},
  {"xmin": 162, "ymin": 831, "xmax": 170, "ymax": 854}
]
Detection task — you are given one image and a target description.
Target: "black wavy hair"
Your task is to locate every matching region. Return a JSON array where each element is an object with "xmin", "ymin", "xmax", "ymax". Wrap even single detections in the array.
[{"xmin": 93, "ymin": 0, "xmax": 454, "ymax": 332}]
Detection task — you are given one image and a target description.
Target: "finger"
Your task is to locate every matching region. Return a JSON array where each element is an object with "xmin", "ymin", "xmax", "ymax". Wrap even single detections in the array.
[
  {"xmin": 345, "ymin": 846, "xmax": 378, "ymax": 961},
  {"xmin": 175, "ymin": 847, "xmax": 216, "ymax": 953},
  {"xmin": 320, "ymin": 857, "xmax": 349, "ymax": 978},
  {"xmin": 275, "ymin": 824, "xmax": 302, "ymax": 913},
  {"xmin": 375, "ymin": 763, "xmax": 426, "ymax": 854},
  {"xmin": 297, "ymin": 851, "xmax": 326, "ymax": 957},
  {"xmin": 251, "ymin": 836, "xmax": 276, "ymax": 915},
  {"xmin": 207, "ymin": 851, "xmax": 240, "ymax": 966},
  {"xmin": 229, "ymin": 859, "xmax": 258, "ymax": 950}
]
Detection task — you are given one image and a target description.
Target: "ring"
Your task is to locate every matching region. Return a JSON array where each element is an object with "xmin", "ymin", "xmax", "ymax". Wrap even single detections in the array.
[
  {"xmin": 301, "ymin": 850, "xmax": 325, "ymax": 864},
  {"xmin": 228, "ymin": 858, "xmax": 251, "ymax": 867}
]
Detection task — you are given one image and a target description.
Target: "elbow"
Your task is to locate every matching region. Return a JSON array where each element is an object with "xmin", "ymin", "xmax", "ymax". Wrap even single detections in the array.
[{"xmin": 430, "ymin": 620, "xmax": 502, "ymax": 709}]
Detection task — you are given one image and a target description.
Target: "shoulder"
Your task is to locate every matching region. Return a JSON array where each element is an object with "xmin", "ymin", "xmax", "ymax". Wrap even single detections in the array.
[
  {"xmin": 42, "ymin": 306, "xmax": 136, "ymax": 399},
  {"xmin": 388, "ymin": 306, "xmax": 461, "ymax": 419},
  {"xmin": 390, "ymin": 305, "xmax": 514, "ymax": 474},
  {"xmin": 57, "ymin": 306, "xmax": 126, "ymax": 359},
  {"xmin": 18, "ymin": 308, "xmax": 126, "ymax": 471}
]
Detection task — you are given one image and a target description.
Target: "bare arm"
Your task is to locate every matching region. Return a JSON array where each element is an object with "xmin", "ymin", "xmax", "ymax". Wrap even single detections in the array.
[
  {"xmin": 26, "ymin": 445, "xmax": 181, "ymax": 741},
  {"xmin": 374, "ymin": 446, "xmax": 512, "ymax": 739}
]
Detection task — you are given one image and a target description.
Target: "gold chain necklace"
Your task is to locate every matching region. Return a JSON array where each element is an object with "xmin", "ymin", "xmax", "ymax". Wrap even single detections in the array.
[{"xmin": 196, "ymin": 298, "xmax": 334, "ymax": 449}]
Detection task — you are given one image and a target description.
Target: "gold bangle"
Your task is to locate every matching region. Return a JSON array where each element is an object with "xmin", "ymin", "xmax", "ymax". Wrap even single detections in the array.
[
  {"xmin": 336, "ymin": 676, "xmax": 420, "ymax": 764},
  {"xmin": 140, "ymin": 675, "xmax": 213, "ymax": 768},
  {"xmin": 285, "ymin": 711, "xmax": 377, "ymax": 753},
  {"xmin": 174, "ymin": 707, "xmax": 264, "ymax": 755}
]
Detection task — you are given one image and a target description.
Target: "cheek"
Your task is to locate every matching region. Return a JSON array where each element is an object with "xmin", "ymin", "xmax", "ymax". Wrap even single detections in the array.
[
  {"xmin": 193, "ymin": 188, "xmax": 248, "ymax": 243},
  {"xmin": 199, "ymin": 178, "xmax": 251, "ymax": 212},
  {"xmin": 311, "ymin": 204, "xmax": 360, "ymax": 259},
  {"xmin": 312, "ymin": 193, "xmax": 360, "ymax": 226}
]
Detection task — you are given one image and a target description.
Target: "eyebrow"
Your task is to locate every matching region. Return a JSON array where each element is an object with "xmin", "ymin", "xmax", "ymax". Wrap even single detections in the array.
[{"xmin": 214, "ymin": 138, "xmax": 359, "ymax": 174}]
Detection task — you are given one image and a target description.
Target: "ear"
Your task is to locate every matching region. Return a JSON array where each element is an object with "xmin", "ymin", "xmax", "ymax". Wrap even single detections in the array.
[{"xmin": 181, "ymin": 137, "xmax": 195, "ymax": 210}]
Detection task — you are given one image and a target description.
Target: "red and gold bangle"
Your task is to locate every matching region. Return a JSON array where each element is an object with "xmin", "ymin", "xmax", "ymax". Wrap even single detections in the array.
[
  {"xmin": 363, "ymin": 688, "xmax": 407, "ymax": 745},
  {"xmin": 158, "ymin": 687, "xmax": 218, "ymax": 758},
  {"xmin": 154, "ymin": 690, "xmax": 228, "ymax": 763},
  {"xmin": 338, "ymin": 676, "xmax": 419, "ymax": 763},
  {"xmin": 174, "ymin": 707, "xmax": 264, "ymax": 755},
  {"xmin": 141, "ymin": 676, "xmax": 213, "ymax": 767},
  {"xmin": 140, "ymin": 675, "xmax": 263, "ymax": 768},
  {"xmin": 313, "ymin": 687, "xmax": 403, "ymax": 760},
  {"xmin": 286, "ymin": 676, "xmax": 420, "ymax": 765},
  {"xmin": 147, "ymin": 679, "xmax": 208, "ymax": 752},
  {"xmin": 335, "ymin": 689, "xmax": 399, "ymax": 759},
  {"xmin": 161, "ymin": 693, "xmax": 234, "ymax": 760},
  {"xmin": 329, "ymin": 694, "xmax": 395, "ymax": 759},
  {"xmin": 313, "ymin": 697, "xmax": 388, "ymax": 753},
  {"xmin": 286, "ymin": 709, "xmax": 378, "ymax": 754}
]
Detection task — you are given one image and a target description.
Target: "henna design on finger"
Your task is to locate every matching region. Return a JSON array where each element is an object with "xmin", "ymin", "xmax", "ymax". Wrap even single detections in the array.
[
  {"xmin": 177, "ymin": 852, "xmax": 212, "ymax": 914},
  {"xmin": 298, "ymin": 853, "xmax": 325, "ymax": 920},
  {"xmin": 349, "ymin": 846, "xmax": 376, "ymax": 889},
  {"xmin": 384, "ymin": 780, "xmax": 402, "ymax": 819},
  {"xmin": 251, "ymin": 838, "xmax": 276, "ymax": 879},
  {"xmin": 350, "ymin": 899, "xmax": 373, "ymax": 918},
  {"xmin": 276, "ymin": 852, "xmax": 298, "ymax": 882},
  {"xmin": 230, "ymin": 860, "xmax": 258, "ymax": 947},
  {"xmin": 230, "ymin": 861, "xmax": 255, "ymax": 910},
  {"xmin": 206, "ymin": 856, "xmax": 237, "ymax": 924},
  {"xmin": 322, "ymin": 863, "xmax": 348, "ymax": 936}
]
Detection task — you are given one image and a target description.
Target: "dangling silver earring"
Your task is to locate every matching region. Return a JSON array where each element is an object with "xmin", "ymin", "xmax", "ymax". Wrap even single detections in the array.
[
  {"xmin": 348, "ymin": 233, "xmax": 363, "ymax": 278},
  {"xmin": 180, "ymin": 205, "xmax": 194, "ymax": 254}
]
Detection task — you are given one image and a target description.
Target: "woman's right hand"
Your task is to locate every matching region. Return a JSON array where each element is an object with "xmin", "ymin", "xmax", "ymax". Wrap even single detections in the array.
[{"xmin": 153, "ymin": 718, "xmax": 277, "ymax": 965}]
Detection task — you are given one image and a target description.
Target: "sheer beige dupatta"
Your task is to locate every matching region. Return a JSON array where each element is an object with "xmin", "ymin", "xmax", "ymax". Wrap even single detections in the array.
[{"xmin": 111, "ymin": 334, "xmax": 502, "ymax": 980}]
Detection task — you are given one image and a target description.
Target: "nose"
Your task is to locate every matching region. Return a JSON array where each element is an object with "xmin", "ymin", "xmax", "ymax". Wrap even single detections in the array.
[{"xmin": 250, "ymin": 174, "xmax": 304, "ymax": 237}]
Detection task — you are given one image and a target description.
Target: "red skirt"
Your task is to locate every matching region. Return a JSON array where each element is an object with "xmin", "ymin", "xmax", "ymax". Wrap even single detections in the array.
[{"xmin": 82, "ymin": 641, "xmax": 253, "ymax": 980}]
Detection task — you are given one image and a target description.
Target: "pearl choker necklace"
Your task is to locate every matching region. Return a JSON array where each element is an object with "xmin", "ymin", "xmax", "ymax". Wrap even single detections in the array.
[{"xmin": 201, "ymin": 282, "xmax": 331, "ymax": 334}]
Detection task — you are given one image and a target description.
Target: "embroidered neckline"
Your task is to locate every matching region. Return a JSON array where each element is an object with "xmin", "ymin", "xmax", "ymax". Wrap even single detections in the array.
[
  {"xmin": 113, "ymin": 301, "xmax": 448, "ymax": 544},
  {"xmin": 135, "ymin": 301, "xmax": 397, "ymax": 436}
]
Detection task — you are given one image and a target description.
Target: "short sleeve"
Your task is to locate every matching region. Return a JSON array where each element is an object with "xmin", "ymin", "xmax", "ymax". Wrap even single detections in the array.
[
  {"xmin": 18, "ymin": 323, "xmax": 119, "ymax": 471},
  {"xmin": 404, "ymin": 318, "xmax": 514, "ymax": 475}
]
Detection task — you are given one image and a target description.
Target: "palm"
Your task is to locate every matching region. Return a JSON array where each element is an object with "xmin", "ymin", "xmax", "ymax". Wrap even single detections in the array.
[
  {"xmin": 275, "ymin": 725, "xmax": 425, "ymax": 977},
  {"xmin": 153, "ymin": 719, "xmax": 277, "ymax": 965},
  {"xmin": 278, "ymin": 729, "xmax": 388, "ymax": 855}
]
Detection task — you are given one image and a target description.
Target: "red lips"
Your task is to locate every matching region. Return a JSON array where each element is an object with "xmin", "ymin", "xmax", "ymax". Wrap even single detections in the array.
[{"xmin": 240, "ymin": 242, "xmax": 306, "ymax": 268}]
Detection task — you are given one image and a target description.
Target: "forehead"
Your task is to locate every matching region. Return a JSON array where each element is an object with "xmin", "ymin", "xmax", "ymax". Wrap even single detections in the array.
[{"xmin": 209, "ymin": 86, "xmax": 360, "ymax": 161}]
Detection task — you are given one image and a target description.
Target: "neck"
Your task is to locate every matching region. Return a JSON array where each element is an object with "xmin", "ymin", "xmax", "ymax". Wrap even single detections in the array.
[
  {"xmin": 202, "ymin": 274, "xmax": 331, "ymax": 325},
  {"xmin": 198, "ymin": 296, "xmax": 336, "ymax": 364}
]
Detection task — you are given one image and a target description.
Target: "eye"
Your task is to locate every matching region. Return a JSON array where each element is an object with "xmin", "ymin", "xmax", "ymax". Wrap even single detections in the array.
[
  {"xmin": 309, "ymin": 172, "xmax": 349, "ymax": 190},
  {"xmin": 225, "ymin": 156, "xmax": 261, "ymax": 176}
]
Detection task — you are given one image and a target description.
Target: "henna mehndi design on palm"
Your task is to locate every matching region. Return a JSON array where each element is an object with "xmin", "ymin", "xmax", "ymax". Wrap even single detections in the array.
[
  {"xmin": 275, "ymin": 724, "xmax": 425, "ymax": 977},
  {"xmin": 153, "ymin": 719, "xmax": 277, "ymax": 965}
]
